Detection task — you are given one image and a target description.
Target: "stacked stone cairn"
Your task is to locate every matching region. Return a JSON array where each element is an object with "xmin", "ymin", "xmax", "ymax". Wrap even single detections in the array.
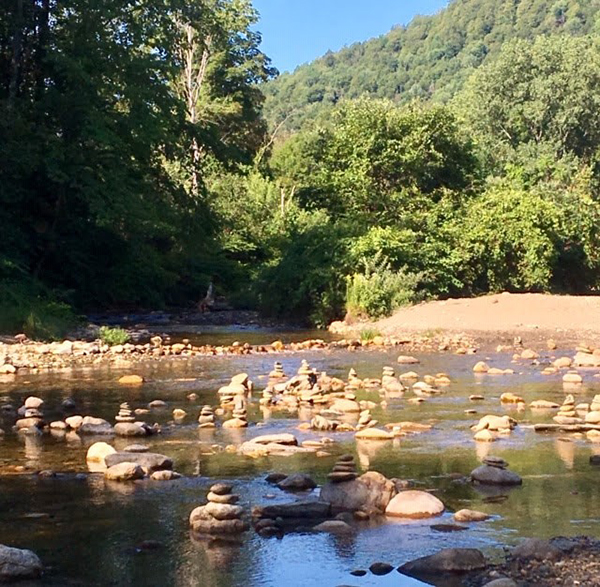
[
  {"xmin": 115, "ymin": 402, "xmax": 135, "ymax": 423},
  {"xmin": 381, "ymin": 367, "xmax": 405, "ymax": 395},
  {"xmin": 554, "ymin": 394, "xmax": 580, "ymax": 424},
  {"xmin": 217, "ymin": 372, "xmax": 252, "ymax": 407},
  {"xmin": 356, "ymin": 409, "xmax": 377, "ymax": 431},
  {"xmin": 189, "ymin": 483, "xmax": 248, "ymax": 541},
  {"xmin": 198, "ymin": 405, "xmax": 216, "ymax": 428},
  {"xmin": 328, "ymin": 454, "xmax": 358, "ymax": 483},
  {"xmin": 470, "ymin": 455, "xmax": 522, "ymax": 485},
  {"xmin": 268, "ymin": 361, "xmax": 286, "ymax": 381},
  {"xmin": 223, "ymin": 395, "xmax": 248, "ymax": 428},
  {"xmin": 346, "ymin": 368, "xmax": 362, "ymax": 391},
  {"xmin": 15, "ymin": 396, "xmax": 45, "ymax": 432}
]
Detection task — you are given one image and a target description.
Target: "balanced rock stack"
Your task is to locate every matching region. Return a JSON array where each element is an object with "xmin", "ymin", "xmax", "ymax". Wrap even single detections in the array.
[
  {"xmin": 591, "ymin": 395, "xmax": 600, "ymax": 412},
  {"xmin": 298, "ymin": 360, "xmax": 313, "ymax": 376},
  {"xmin": 347, "ymin": 368, "xmax": 362, "ymax": 390},
  {"xmin": 586, "ymin": 395, "xmax": 600, "ymax": 425},
  {"xmin": 189, "ymin": 483, "xmax": 248, "ymax": 537},
  {"xmin": 268, "ymin": 362, "xmax": 286, "ymax": 381},
  {"xmin": 470, "ymin": 456, "xmax": 522, "ymax": 486},
  {"xmin": 218, "ymin": 372, "xmax": 252, "ymax": 407},
  {"xmin": 223, "ymin": 396, "xmax": 248, "ymax": 428},
  {"xmin": 356, "ymin": 410, "xmax": 377, "ymax": 431},
  {"xmin": 328, "ymin": 454, "xmax": 358, "ymax": 483},
  {"xmin": 382, "ymin": 367, "xmax": 404, "ymax": 394},
  {"xmin": 554, "ymin": 395, "xmax": 581, "ymax": 424},
  {"xmin": 15, "ymin": 396, "xmax": 45, "ymax": 432},
  {"xmin": 198, "ymin": 405, "xmax": 216, "ymax": 428},
  {"xmin": 115, "ymin": 402, "xmax": 135, "ymax": 423}
]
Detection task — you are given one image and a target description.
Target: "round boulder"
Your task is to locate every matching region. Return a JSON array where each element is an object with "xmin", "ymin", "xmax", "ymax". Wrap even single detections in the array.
[{"xmin": 385, "ymin": 490, "xmax": 444, "ymax": 519}]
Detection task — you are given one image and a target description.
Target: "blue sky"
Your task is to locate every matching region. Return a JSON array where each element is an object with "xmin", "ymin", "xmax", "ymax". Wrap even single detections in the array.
[{"xmin": 253, "ymin": 0, "xmax": 449, "ymax": 73}]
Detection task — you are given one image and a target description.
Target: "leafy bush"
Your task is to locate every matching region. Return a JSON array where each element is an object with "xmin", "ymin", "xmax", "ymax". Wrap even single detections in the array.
[
  {"xmin": 359, "ymin": 328, "xmax": 382, "ymax": 341},
  {"xmin": 99, "ymin": 326, "xmax": 130, "ymax": 346},
  {"xmin": 345, "ymin": 253, "xmax": 424, "ymax": 319},
  {"xmin": 0, "ymin": 279, "xmax": 78, "ymax": 340}
]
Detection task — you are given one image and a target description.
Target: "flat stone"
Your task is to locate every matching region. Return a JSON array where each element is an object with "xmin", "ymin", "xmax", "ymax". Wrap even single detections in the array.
[
  {"xmin": 114, "ymin": 422, "xmax": 151, "ymax": 437},
  {"xmin": 78, "ymin": 416, "xmax": 113, "ymax": 435},
  {"xmin": 150, "ymin": 470, "xmax": 181, "ymax": 481},
  {"xmin": 207, "ymin": 492, "xmax": 239, "ymax": 504},
  {"xmin": 104, "ymin": 462, "xmax": 144, "ymax": 481},
  {"xmin": 454, "ymin": 509, "xmax": 491, "ymax": 522},
  {"xmin": 254, "ymin": 500, "xmax": 331, "ymax": 520},
  {"xmin": 313, "ymin": 520, "xmax": 352, "ymax": 533},
  {"xmin": 210, "ymin": 483, "xmax": 233, "ymax": 495},
  {"xmin": 204, "ymin": 502, "xmax": 244, "ymax": 520},
  {"xmin": 398, "ymin": 548, "xmax": 487, "ymax": 579},
  {"xmin": 327, "ymin": 472, "xmax": 358, "ymax": 483},
  {"xmin": 105, "ymin": 452, "xmax": 172, "ymax": 473},
  {"xmin": 250, "ymin": 433, "xmax": 298, "ymax": 446}
]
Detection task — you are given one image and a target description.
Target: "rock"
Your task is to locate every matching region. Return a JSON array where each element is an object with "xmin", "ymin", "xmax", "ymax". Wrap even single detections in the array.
[
  {"xmin": 585, "ymin": 411, "xmax": 600, "ymax": 424},
  {"xmin": 397, "ymin": 356, "xmax": 419, "ymax": 364},
  {"xmin": 114, "ymin": 422, "xmax": 152, "ymax": 437},
  {"xmin": 253, "ymin": 501, "xmax": 331, "ymax": 520},
  {"xmin": 172, "ymin": 408, "xmax": 186, "ymax": 419},
  {"xmin": 554, "ymin": 357, "xmax": 572, "ymax": 368},
  {"xmin": 65, "ymin": 415, "xmax": 83, "ymax": 430},
  {"xmin": 470, "ymin": 465, "xmax": 522, "ymax": 485},
  {"xmin": 104, "ymin": 462, "xmax": 144, "ymax": 481},
  {"xmin": 148, "ymin": 400, "xmax": 167, "ymax": 408},
  {"xmin": 150, "ymin": 470, "xmax": 181, "ymax": 481},
  {"xmin": 123, "ymin": 444, "xmax": 149, "ymax": 453},
  {"xmin": 204, "ymin": 502, "xmax": 244, "ymax": 520},
  {"xmin": 473, "ymin": 361, "xmax": 489, "ymax": 373},
  {"xmin": 512, "ymin": 538, "xmax": 562, "ymax": 561},
  {"xmin": 24, "ymin": 396, "xmax": 44, "ymax": 409},
  {"xmin": 250, "ymin": 433, "xmax": 298, "ymax": 446},
  {"xmin": 530, "ymin": 400, "xmax": 560, "ymax": 409},
  {"xmin": 454, "ymin": 509, "xmax": 490, "ymax": 522},
  {"xmin": 86, "ymin": 442, "xmax": 116, "ymax": 463},
  {"xmin": 474, "ymin": 430, "xmax": 496, "ymax": 442},
  {"xmin": 563, "ymin": 371, "xmax": 583, "ymax": 384},
  {"xmin": 431, "ymin": 524, "xmax": 468, "ymax": 532},
  {"xmin": 50, "ymin": 421, "xmax": 67, "ymax": 430},
  {"xmin": 222, "ymin": 417, "xmax": 247, "ymax": 428},
  {"xmin": 369, "ymin": 562, "xmax": 394, "ymax": 575},
  {"xmin": 207, "ymin": 492, "xmax": 239, "ymax": 504},
  {"xmin": 0, "ymin": 544, "xmax": 43, "ymax": 581},
  {"xmin": 350, "ymin": 569, "xmax": 367, "ymax": 577},
  {"xmin": 105, "ymin": 452, "xmax": 172, "ymax": 472},
  {"xmin": 265, "ymin": 473, "xmax": 288, "ymax": 484},
  {"xmin": 78, "ymin": 416, "xmax": 113, "ymax": 435},
  {"xmin": 521, "ymin": 349, "xmax": 538, "ymax": 360},
  {"xmin": 398, "ymin": 548, "xmax": 487, "ymax": 579},
  {"xmin": 573, "ymin": 352, "xmax": 600, "ymax": 367},
  {"xmin": 483, "ymin": 579, "xmax": 518, "ymax": 587},
  {"xmin": 355, "ymin": 428, "xmax": 393, "ymax": 440},
  {"xmin": 385, "ymin": 490, "xmax": 444, "ymax": 518},
  {"xmin": 118, "ymin": 374, "xmax": 144, "ymax": 385},
  {"xmin": 0, "ymin": 364, "xmax": 16, "ymax": 374},
  {"xmin": 330, "ymin": 399, "xmax": 360, "ymax": 413},
  {"xmin": 313, "ymin": 520, "xmax": 352, "ymax": 533},
  {"xmin": 277, "ymin": 474, "xmax": 317, "ymax": 492},
  {"xmin": 472, "ymin": 414, "xmax": 516, "ymax": 433},
  {"xmin": 210, "ymin": 483, "xmax": 233, "ymax": 495},
  {"xmin": 500, "ymin": 392, "xmax": 524, "ymax": 404}
]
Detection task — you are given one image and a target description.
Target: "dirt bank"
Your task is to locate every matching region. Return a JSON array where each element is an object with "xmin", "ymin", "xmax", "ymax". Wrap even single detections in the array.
[{"xmin": 372, "ymin": 293, "xmax": 600, "ymax": 346}]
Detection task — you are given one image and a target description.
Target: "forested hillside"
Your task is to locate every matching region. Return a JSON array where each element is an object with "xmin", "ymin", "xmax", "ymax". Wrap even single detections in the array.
[{"xmin": 263, "ymin": 0, "xmax": 600, "ymax": 131}]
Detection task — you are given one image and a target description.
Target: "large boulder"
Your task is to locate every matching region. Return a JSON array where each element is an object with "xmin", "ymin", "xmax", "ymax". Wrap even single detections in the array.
[
  {"xmin": 249, "ymin": 433, "xmax": 298, "ymax": 446},
  {"xmin": 398, "ymin": 548, "xmax": 487, "ymax": 581},
  {"xmin": 573, "ymin": 352, "xmax": 600, "ymax": 367},
  {"xmin": 0, "ymin": 544, "xmax": 43, "ymax": 581},
  {"xmin": 385, "ymin": 490, "xmax": 444, "ymax": 519},
  {"xmin": 104, "ymin": 462, "xmax": 144, "ymax": 481},
  {"xmin": 105, "ymin": 451, "xmax": 172, "ymax": 473},
  {"xmin": 253, "ymin": 500, "xmax": 330, "ymax": 520},
  {"xmin": 320, "ymin": 471, "xmax": 396, "ymax": 513}
]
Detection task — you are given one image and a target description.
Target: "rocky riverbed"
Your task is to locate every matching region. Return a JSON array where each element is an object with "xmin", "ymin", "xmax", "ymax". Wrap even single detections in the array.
[{"xmin": 2, "ymin": 331, "xmax": 600, "ymax": 585}]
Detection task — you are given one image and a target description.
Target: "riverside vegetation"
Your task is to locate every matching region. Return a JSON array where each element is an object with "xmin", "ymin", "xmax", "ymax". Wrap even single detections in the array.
[{"xmin": 3, "ymin": 0, "xmax": 600, "ymax": 337}]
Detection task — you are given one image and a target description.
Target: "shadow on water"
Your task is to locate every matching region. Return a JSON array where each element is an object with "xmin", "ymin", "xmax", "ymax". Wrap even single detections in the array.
[{"xmin": 1, "ymin": 342, "xmax": 600, "ymax": 584}]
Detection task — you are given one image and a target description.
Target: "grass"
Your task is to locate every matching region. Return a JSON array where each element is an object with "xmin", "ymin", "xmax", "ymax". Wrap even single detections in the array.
[{"xmin": 99, "ymin": 326, "xmax": 130, "ymax": 346}]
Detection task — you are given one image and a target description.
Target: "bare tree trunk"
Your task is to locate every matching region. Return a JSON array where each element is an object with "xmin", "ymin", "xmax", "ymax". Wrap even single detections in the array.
[{"xmin": 35, "ymin": 0, "xmax": 50, "ymax": 101}]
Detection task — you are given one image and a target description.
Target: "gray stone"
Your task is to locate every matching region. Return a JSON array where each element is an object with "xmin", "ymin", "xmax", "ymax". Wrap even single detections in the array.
[
  {"xmin": 150, "ymin": 470, "xmax": 181, "ymax": 481},
  {"xmin": 470, "ymin": 465, "xmax": 522, "ymax": 486},
  {"xmin": 114, "ymin": 422, "xmax": 151, "ymax": 437},
  {"xmin": 254, "ymin": 500, "xmax": 330, "ymax": 520},
  {"xmin": 369, "ymin": 562, "xmax": 394, "ymax": 576},
  {"xmin": 78, "ymin": 416, "xmax": 114, "ymax": 435},
  {"xmin": 277, "ymin": 473, "xmax": 317, "ymax": 492},
  {"xmin": 398, "ymin": 548, "xmax": 487, "ymax": 580},
  {"xmin": 105, "ymin": 452, "xmax": 172, "ymax": 473},
  {"xmin": 0, "ymin": 544, "xmax": 43, "ymax": 581},
  {"xmin": 210, "ymin": 483, "xmax": 233, "ymax": 495},
  {"xmin": 483, "ymin": 579, "xmax": 518, "ymax": 587}
]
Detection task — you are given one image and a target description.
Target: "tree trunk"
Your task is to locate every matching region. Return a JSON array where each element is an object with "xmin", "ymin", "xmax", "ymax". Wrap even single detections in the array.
[{"xmin": 8, "ymin": 0, "xmax": 25, "ymax": 110}]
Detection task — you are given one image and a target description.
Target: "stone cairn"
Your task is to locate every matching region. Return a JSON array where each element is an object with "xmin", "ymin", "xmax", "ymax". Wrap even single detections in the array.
[
  {"xmin": 592, "ymin": 395, "xmax": 600, "ymax": 412},
  {"xmin": 15, "ymin": 396, "xmax": 45, "ymax": 431},
  {"xmin": 347, "ymin": 368, "xmax": 361, "ymax": 391},
  {"xmin": 115, "ymin": 402, "xmax": 135, "ymax": 423},
  {"xmin": 198, "ymin": 405, "xmax": 216, "ymax": 428},
  {"xmin": 554, "ymin": 394, "xmax": 578, "ymax": 423},
  {"xmin": 189, "ymin": 483, "xmax": 248, "ymax": 539},
  {"xmin": 268, "ymin": 361, "xmax": 286, "ymax": 381},
  {"xmin": 223, "ymin": 395, "xmax": 248, "ymax": 428},
  {"xmin": 381, "ymin": 366, "xmax": 405, "ymax": 394},
  {"xmin": 482, "ymin": 456, "xmax": 508, "ymax": 470},
  {"xmin": 356, "ymin": 409, "xmax": 376, "ymax": 431},
  {"xmin": 298, "ymin": 359, "xmax": 313, "ymax": 377},
  {"xmin": 327, "ymin": 454, "xmax": 358, "ymax": 483}
]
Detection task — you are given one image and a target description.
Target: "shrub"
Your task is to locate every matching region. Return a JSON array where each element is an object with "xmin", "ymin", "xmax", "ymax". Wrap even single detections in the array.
[
  {"xmin": 99, "ymin": 326, "xmax": 130, "ymax": 346},
  {"xmin": 359, "ymin": 328, "xmax": 382, "ymax": 341},
  {"xmin": 345, "ymin": 253, "xmax": 424, "ymax": 319}
]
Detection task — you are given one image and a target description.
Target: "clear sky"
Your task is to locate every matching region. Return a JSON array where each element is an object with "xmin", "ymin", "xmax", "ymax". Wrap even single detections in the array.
[{"xmin": 253, "ymin": 0, "xmax": 449, "ymax": 73}]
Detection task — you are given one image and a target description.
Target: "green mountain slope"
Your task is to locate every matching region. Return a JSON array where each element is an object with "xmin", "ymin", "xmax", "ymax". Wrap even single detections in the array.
[{"xmin": 262, "ymin": 0, "xmax": 600, "ymax": 132}]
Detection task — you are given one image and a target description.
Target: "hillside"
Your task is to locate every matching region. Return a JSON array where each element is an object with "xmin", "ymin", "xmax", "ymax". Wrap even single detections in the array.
[{"xmin": 263, "ymin": 0, "xmax": 600, "ymax": 132}]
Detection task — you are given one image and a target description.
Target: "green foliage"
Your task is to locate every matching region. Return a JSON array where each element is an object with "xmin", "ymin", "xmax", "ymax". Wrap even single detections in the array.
[
  {"xmin": 0, "ymin": 280, "xmax": 77, "ymax": 340},
  {"xmin": 98, "ymin": 326, "xmax": 130, "ymax": 346},
  {"xmin": 346, "ymin": 254, "xmax": 424, "ymax": 319},
  {"xmin": 263, "ymin": 0, "xmax": 600, "ymax": 133},
  {"xmin": 358, "ymin": 328, "xmax": 382, "ymax": 342}
]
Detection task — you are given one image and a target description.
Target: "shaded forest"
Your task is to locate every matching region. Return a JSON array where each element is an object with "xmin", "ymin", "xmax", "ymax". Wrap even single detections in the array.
[{"xmin": 2, "ymin": 0, "xmax": 600, "ymax": 337}]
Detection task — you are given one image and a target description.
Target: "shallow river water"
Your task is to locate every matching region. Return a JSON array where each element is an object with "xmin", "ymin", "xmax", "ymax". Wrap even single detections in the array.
[{"xmin": 1, "ymin": 332, "xmax": 600, "ymax": 586}]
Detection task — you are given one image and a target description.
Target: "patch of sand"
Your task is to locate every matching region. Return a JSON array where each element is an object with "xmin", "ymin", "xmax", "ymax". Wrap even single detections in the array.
[{"xmin": 375, "ymin": 293, "xmax": 600, "ymax": 342}]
